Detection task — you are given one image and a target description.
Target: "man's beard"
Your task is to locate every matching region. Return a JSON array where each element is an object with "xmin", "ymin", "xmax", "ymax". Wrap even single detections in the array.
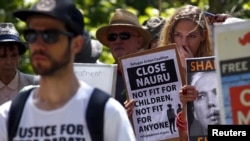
[{"xmin": 31, "ymin": 46, "xmax": 71, "ymax": 76}]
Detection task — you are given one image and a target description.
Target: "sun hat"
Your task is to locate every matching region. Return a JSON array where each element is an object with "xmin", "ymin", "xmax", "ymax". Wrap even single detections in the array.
[
  {"xmin": 13, "ymin": 0, "xmax": 83, "ymax": 35},
  {"xmin": 142, "ymin": 17, "xmax": 166, "ymax": 41},
  {"xmin": 96, "ymin": 8, "xmax": 151, "ymax": 48},
  {"xmin": 0, "ymin": 23, "xmax": 27, "ymax": 55}
]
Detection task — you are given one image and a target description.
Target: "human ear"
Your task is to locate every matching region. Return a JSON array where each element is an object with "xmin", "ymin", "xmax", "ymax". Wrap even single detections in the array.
[
  {"xmin": 137, "ymin": 36, "xmax": 143, "ymax": 49},
  {"xmin": 72, "ymin": 35, "xmax": 84, "ymax": 54}
]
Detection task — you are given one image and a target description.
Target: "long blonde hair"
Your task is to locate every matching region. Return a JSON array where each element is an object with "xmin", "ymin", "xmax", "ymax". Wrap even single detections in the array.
[{"xmin": 158, "ymin": 5, "xmax": 213, "ymax": 57}]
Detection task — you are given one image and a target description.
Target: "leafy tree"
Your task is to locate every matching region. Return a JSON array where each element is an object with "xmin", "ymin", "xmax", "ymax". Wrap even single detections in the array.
[{"xmin": 0, "ymin": 0, "xmax": 249, "ymax": 74}]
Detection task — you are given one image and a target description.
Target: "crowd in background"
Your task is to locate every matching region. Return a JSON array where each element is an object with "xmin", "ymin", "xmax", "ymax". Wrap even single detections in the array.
[{"xmin": 0, "ymin": 0, "xmax": 247, "ymax": 141}]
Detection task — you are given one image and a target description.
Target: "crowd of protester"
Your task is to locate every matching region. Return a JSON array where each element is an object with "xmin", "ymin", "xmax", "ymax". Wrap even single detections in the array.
[{"xmin": 0, "ymin": 0, "xmax": 247, "ymax": 141}]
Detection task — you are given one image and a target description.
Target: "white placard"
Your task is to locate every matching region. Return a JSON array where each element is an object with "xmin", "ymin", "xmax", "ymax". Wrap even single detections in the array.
[
  {"xmin": 214, "ymin": 20, "xmax": 250, "ymax": 125},
  {"xmin": 74, "ymin": 63, "xmax": 117, "ymax": 97},
  {"xmin": 119, "ymin": 44, "xmax": 185, "ymax": 141}
]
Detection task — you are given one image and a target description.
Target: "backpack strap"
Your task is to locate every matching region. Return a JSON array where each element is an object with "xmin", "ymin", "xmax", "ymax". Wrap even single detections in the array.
[
  {"xmin": 86, "ymin": 88, "xmax": 111, "ymax": 141},
  {"xmin": 8, "ymin": 86, "xmax": 36, "ymax": 141}
]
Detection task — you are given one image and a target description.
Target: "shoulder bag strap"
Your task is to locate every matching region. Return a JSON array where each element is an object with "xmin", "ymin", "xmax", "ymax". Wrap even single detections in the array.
[
  {"xmin": 8, "ymin": 86, "xmax": 35, "ymax": 141},
  {"xmin": 86, "ymin": 88, "xmax": 111, "ymax": 141}
]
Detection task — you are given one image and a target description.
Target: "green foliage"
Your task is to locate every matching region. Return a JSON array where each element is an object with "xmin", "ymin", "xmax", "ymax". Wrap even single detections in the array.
[{"xmin": 1, "ymin": 0, "xmax": 249, "ymax": 73}]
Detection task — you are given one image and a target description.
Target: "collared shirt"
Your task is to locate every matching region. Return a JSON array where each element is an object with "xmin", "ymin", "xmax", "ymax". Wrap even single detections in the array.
[{"xmin": 0, "ymin": 72, "xmax": 19, "ymax": 105}]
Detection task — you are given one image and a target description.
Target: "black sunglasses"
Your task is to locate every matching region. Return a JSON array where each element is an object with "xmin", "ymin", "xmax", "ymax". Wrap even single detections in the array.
[
  {"xmin": 107, "ymin": 32, "xmax": 138, "ymax": 42},
  {"xmin": 23, "ymin": 29, "xmax": 74, "ymax": 44}
]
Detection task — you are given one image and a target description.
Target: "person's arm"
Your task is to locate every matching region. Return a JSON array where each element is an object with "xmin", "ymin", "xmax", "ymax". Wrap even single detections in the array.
[
  {"xmin": 177, "ymin": 85, "xmax": 198, "ymax": 141},
  {"xmin": 177, "ymin": 108, "xmax": 188, "ymax": 141},
  {"xmin": 124, "ymin": 99, "xmax": 135, "ymax": 119},
  {"xmin": 124, "ymin": 98, "xmax": 136, "ymax": 133},
  {"xmin": 206, "ymin": 13, "xmax": 231, "ymax": 24}
]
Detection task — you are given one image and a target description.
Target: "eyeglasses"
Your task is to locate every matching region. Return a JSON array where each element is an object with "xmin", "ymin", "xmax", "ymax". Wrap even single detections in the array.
[
  {"xmin": 107, "ymin": 32, "xmax": 138, "ymax": 42},
  {"xmin": 23, "ymin": 29, "xmax": 74, "ymax": 44}
]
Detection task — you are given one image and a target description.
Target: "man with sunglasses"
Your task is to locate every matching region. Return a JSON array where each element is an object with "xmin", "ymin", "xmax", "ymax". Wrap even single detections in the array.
[
  {"xmin": 96, "ymin": 9, "xmax": 151, "ymax": 107},
  {"xmin": 0, "ymin": 22, "xmax": 39, "ymax": 105},
  {"xmin": 0, "ymin": 0, "xmax": 136, "ymax": 141}
]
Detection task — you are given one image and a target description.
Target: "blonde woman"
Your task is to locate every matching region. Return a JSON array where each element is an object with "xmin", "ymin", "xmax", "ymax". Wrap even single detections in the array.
[{"xmin": 158, "ymin": 5, "xmax": 214, "ymax": 141}]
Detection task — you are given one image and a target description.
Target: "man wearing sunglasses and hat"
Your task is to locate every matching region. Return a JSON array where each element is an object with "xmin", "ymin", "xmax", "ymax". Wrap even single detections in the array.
[
  {"xmin": 0, "ymin": 0, "xmax": 136, "ymax": 141},
  {"xmin": 96, "ymin": 8, "xmax": 151, "ymax": 107},
  {"xmin": 0, "ymin": 23, "xmax": 39, "ymax": 105}
]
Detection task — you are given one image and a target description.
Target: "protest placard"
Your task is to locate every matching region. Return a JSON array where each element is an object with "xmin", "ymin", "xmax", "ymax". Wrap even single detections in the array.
[
  {"xmin": 119, "ymin": 44, "xmax": 185, "ymax": 141},
  {"xmin": 214, "ymin": 20, "xmax": 250, "ymax": 125},
  {"xmin": 185, "ymin": 56, "xmax": 220, "ymax": 141},
  {"xmin": 74, "ymin": 63, "xmax": 117, "ymax": 97}
]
